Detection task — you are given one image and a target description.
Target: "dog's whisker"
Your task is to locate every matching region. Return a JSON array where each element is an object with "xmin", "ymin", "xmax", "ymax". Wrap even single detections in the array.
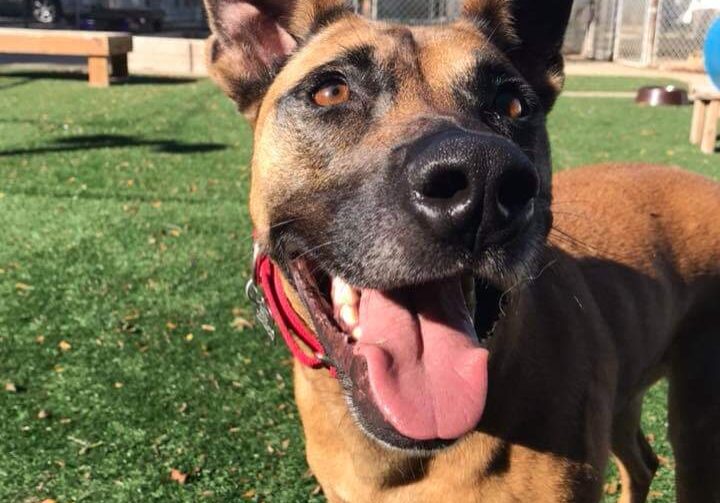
[
  {"xmin": 498, "ymin": 258, "xmax": 559, "ymax": 315},
  {"xmin": 552, "ymin": 199, "xmax": 593, "ymax": 207},
  {"xmin": 548, "ymin": 227, "xmax": 599, "ymax": 252},
  {"xmin": 269, "ymin": 217, "xmax": 304, "ymax": 230},
  {"xmin": 298, "ymin": 242, "xmax": 337, "ymax": 263},
  {"xmin": 549, "ymin": 227, "xmax": 612, "ymax": 255},
  {"xmin": 234, "ymin": 218, "xmax": 305, "ymax": 255},
  {"xmin": 550, "ymin": 226, "xmax": 648, "ymax": 263},
  {"xmin": 551, "ymin": 210, "xmax": 593, "ymax": 222},
  {"xmin": 547, "ymin": 234, "xmax": 599, "ymax": 256}
]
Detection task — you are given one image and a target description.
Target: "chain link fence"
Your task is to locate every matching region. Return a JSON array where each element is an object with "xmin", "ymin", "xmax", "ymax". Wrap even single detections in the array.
[
  {"xmin": 564, "ymin": 0, "xmax": 619, "ymax": 59},
  {"xmin": 611, "ymin": 0, "xmax": 718, "ymax": 66},
  {"xmin": 654, "ymin": 0, "xmax": 718, "ymax": 66},
  {"xmin": 352, "ymin": 0, "xmax": 461, "ymax": 24},
  {"xmin": 351, "ymin": 0, "xmax": 717, "ymax": 67},
  {"xmin": 615, "ymin": 0, "xmax": 653, "ymax": 64}
]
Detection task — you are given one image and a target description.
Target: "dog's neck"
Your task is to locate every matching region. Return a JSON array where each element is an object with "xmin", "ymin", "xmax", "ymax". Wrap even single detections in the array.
[
  {"xmin": 291, "ymin": 247, "xmax": 608, "ymax": 499},
  {"xmin": 292, "ymin": 338, "xmax": 594, "ymax": 502},
  {"xmin": 294, "ymin": 356, "xmax": 506, "ymax": 487}
]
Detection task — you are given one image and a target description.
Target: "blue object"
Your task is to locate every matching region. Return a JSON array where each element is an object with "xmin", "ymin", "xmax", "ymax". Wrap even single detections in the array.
[{"xmin": 706, "ymin": 17, "xmax": 720, "ymax": 90}]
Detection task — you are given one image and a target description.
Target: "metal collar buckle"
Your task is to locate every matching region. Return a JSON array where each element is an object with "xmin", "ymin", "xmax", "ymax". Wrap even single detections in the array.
[
  {"xmin": 245, "ymin": 277, "xmax": 276, "ymax": 342},
  {"xmin": 247, "ymin": 241, "xmax": 276, "ymax": 342}
]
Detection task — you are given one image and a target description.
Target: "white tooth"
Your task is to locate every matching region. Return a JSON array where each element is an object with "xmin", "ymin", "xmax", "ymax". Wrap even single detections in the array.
[
  {"xmin": 340, "ymin": 304, "xmax": 358, "ymax": 327},
  {"xmin": 351, "ymin": 327, "xmax": 363, "ymax": 341},
  {"xmin": 331, "ymin": 279, "xmax": 338, "ymax": 303},
  {"xmin": 347, "ymin": 286, "xmax": 360, "ymax": 305},
  {"xmin": 332, "ymin": 277, "xmax": 359, "ymax": 306},
  {"xmin": 331, "ymin": 277, "xmax": 345, "ymax": 306}
]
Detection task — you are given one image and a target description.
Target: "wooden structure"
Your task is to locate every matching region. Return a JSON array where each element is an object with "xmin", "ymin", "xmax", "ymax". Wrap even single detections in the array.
[
  {"xmin": 0, "ymin": 28, "xmax": 132, "ymax": 87},
  {"xmin": 690, "ymin": 87, "xmax": 720, "ymax": 154}
]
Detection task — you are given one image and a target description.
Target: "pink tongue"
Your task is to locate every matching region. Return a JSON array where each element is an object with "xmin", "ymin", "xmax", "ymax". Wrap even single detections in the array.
[{"xmin": 353, "ymin": 280, "xmax": 489, "ymax": 441}]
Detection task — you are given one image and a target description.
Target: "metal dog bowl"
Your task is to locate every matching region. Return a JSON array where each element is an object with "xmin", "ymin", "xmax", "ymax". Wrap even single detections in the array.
[{"xmin": 635, "ymin": 86, "xmax": 689, "ymax": 106}]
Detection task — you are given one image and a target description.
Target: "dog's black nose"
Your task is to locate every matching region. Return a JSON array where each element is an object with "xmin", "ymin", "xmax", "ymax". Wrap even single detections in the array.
[{"xmin": 406, "ymin": 130, "xmax": 539, "ymax": 250}]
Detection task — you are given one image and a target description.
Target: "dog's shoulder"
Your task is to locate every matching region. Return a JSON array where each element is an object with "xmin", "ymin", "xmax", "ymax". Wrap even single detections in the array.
[{"xmin": 552, "ymin": 163, "xmax": 720, "ymax": 278}]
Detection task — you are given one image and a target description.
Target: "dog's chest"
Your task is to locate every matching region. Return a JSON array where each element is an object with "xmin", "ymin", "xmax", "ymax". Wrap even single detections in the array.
[
  {"xmin": 316, "ymin": 441, "xmax": 599, "ymax": 503},
  {"xmin": 297, "ymin": 366, "xmax": 604, "ymax": 503}
]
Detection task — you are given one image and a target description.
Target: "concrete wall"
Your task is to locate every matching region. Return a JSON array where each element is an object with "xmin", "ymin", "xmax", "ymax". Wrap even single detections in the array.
[{"xmin": 128, "ymin": 36, "xmax": 207, "ymax": 77}]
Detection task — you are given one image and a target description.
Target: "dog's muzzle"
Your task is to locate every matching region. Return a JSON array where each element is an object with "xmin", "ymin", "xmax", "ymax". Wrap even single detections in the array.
[{"xmin": 403, "ymin": 129, "xmax": 539, "ymax": 253}]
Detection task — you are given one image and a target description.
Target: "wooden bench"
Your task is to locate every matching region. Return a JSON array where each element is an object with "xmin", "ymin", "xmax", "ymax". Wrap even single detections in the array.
[
  {"xmin": 0, "ymin": 28, "xmax": 132, "ymax": 87},
  {"xmin": 690, "ymin": 86, "xmax": 720, "ymax": 154}
]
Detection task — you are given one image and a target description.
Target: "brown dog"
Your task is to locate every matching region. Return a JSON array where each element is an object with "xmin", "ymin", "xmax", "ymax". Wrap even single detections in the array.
[{"xmin": 202, "ymin": 1, "xmax": 720, "ymax": 501}]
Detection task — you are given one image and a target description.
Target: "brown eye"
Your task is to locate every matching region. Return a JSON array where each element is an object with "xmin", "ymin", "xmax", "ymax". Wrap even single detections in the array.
[
  {"xmin": 312, "ymin": 80, "xmax": 350, "ymax": 107},
  {"xmin": 495, "ymin": 93, "xmax": 524, "ymax": 119}
]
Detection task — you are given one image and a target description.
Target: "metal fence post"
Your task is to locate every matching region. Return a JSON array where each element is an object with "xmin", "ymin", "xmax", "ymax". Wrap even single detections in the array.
[
  {"xmin": 652, "ymin": 0, "xmax": 665, "ymax": 66},
  {"xmin": 613, "ymin": 0, "xmax": 626, "ymax": 61},
  {"xmin": 640, "ymin": 0, "xmax": 659, "ymax": 65}
]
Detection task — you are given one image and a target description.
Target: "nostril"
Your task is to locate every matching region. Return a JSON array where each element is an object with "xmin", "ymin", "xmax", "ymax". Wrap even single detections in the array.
[
  {"xmin": 421, "ymin": 168, "xmax": 469, "ymax": 200},
  {"xmin": 496, "ymin": 168, "xmax": 539, "ymax": 219}
]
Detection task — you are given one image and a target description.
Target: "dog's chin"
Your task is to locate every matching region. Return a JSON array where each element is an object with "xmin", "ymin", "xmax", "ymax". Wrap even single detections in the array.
[{"xmin": 287, "ymin": 257, "xmax": 507, "ymax": 453}]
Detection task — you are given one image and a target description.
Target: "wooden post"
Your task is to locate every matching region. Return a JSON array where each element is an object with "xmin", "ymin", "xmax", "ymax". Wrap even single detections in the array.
[
  {"xmin": 357, "ymin": 0, "xmax": 372, "ymax": 17},
  {"xmin": 613, "ymin": 0, "xmax": 625, "ymax": 61},
  {"xmin": 690, "ymin": 99, "xmax": 707, "ymax": 145},
  {"xmin": 648, "ymin": 0, "xmax": 660, "ymax": 65},
  {"xmin": 110, "ymin": 54, "xmax": 129, "ymax": 79},
  {"xmin": 641, "ymin": 0, "xmax": 659, "ymax": 66},
  {"xmin": 700, "ymin": 100, "xmax": 719, "ymax": 155},
  {"xmin": 87, "ymin": 56, "xmax": 110, "ymax": 87}
]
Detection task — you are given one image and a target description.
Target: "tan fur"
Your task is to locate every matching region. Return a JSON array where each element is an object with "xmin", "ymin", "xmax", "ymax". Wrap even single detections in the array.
[
  {"xmin": 250, "ymin": 19, "xmax": 495, "ymax": 238},
  {"xmin": 287, "ymin": 0, "xmax": 348, "ymax": 38},
  {"xmin": 202, "ymin": 2, "xmax": 720, "ymax": 500},
  {"xmin": 462, "ymin": 0, "xmax": 517, "ymax": 44},
  {"xmin": 295, "ymin": 362, "xmax": 583, "ymax": 503},
  {"xmin": 293, "ymin": 164, "xmax": 720, "ymax": 502}
]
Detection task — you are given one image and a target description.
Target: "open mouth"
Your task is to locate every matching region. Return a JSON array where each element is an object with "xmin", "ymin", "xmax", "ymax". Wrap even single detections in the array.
[{"xmin": 289, "ymin": 259, "xmax": 501, "ymax": 449}]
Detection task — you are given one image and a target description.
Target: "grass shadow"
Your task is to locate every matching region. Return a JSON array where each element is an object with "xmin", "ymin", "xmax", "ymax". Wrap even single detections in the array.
[
  {"xmin": 0, "ymin": 77, "xmax": 33, "ymax": 90},
  {"xmin": 0, "ymin": 70, "xmax": 198, "ymax": 85},
  {"xmin": 0, "ymin": 134, "xmax": 226, "ymax": 157}
]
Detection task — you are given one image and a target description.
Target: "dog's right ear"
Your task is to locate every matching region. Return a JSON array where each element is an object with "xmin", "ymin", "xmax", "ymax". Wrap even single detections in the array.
[
  {"xmin": 204, "ymin": 0, "xmax": 351, "ymax": 122},
  {"xmin": 462, "ymin": 0, "xmax": 573, "ymax": 111}
]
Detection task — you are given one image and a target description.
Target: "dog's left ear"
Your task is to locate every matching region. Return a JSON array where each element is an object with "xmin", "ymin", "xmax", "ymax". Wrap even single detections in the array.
[
  {"xmin": 204, "ymin": 0, "xmax": 352, "ymax": 122},
  {"xmin": 463, "ymin": 0, "xmax": 574, "ymax": 110}
]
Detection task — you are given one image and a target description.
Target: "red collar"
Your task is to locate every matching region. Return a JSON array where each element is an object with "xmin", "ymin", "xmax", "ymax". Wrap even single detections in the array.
[{"xmin": 250, "ymin": 249, "xmax": 336, "ymax": 377}]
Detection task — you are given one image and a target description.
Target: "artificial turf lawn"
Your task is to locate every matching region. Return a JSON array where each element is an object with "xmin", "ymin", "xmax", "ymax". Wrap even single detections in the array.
[
  {"xmin": 562, "ymin": 75, "xmax": 686, "ymax": 93},
  {"xmin": 0, "ymin": 72, "xmax": 718, "ymax": 503}
]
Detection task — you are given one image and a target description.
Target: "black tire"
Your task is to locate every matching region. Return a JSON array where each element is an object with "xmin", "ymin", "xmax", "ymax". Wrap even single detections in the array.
[{"xmin": 31, "ymin": 0, "xmax": 60, "ymax": 24}]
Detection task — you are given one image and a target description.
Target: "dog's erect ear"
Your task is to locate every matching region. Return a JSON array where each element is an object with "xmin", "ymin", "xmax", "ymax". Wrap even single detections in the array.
[
  {"xmin": 463, "ymin": 0, "xmax": 573, "ymax": 110},
  {"xmin": 204, "ymin": 0, "xmax": 352, "ymax": 122}
]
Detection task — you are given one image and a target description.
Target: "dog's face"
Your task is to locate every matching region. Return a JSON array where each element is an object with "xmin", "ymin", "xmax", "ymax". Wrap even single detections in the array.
[{"xmin": 205, "ymin": 0, "xmax": 572, "ymax": 451}]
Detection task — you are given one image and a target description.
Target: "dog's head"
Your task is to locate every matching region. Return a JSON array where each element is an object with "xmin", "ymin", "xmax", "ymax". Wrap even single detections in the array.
[{"xmin": 205, "ymin": 0, "xmax": 572, "ymax": 451}]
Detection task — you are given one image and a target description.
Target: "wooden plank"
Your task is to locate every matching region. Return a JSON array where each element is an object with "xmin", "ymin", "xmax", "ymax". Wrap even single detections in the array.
[
  {"xmin": 0, "ymin": 34, "xmax": 108, "ymax": 56},
  {"xmin": 690, "ymin": 99, "xmax": 707, "ymax": 145},
  {"xmin": 693, "ymin": 91, "xmax": 720, "ymax": 101},
  {"xmin": 700, "ymin": 100, "xmax": 719, "ymax": 155},
  {"xmin": 0, "ymin": 27, "xmax": 128, "ymax": 38},
  {"xmin": 88, "ymin": 56, "xmax": 110, "ymax": 87},
  {"xmin": 691, "ymin": 85, "xmax": 720, "ymax": 101},
  {"xmin": 0, "ymin": 28, "xmax": 131, "ymax": 57}
]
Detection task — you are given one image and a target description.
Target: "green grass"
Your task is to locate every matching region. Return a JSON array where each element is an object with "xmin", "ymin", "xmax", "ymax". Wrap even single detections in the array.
[
  {"xmin": 562, "ymin": 75, "xmax": 687, "ymax": 93},
  {"xmin": 0, "ymin": 72, "xmax": 717, "ymax": 503}
]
